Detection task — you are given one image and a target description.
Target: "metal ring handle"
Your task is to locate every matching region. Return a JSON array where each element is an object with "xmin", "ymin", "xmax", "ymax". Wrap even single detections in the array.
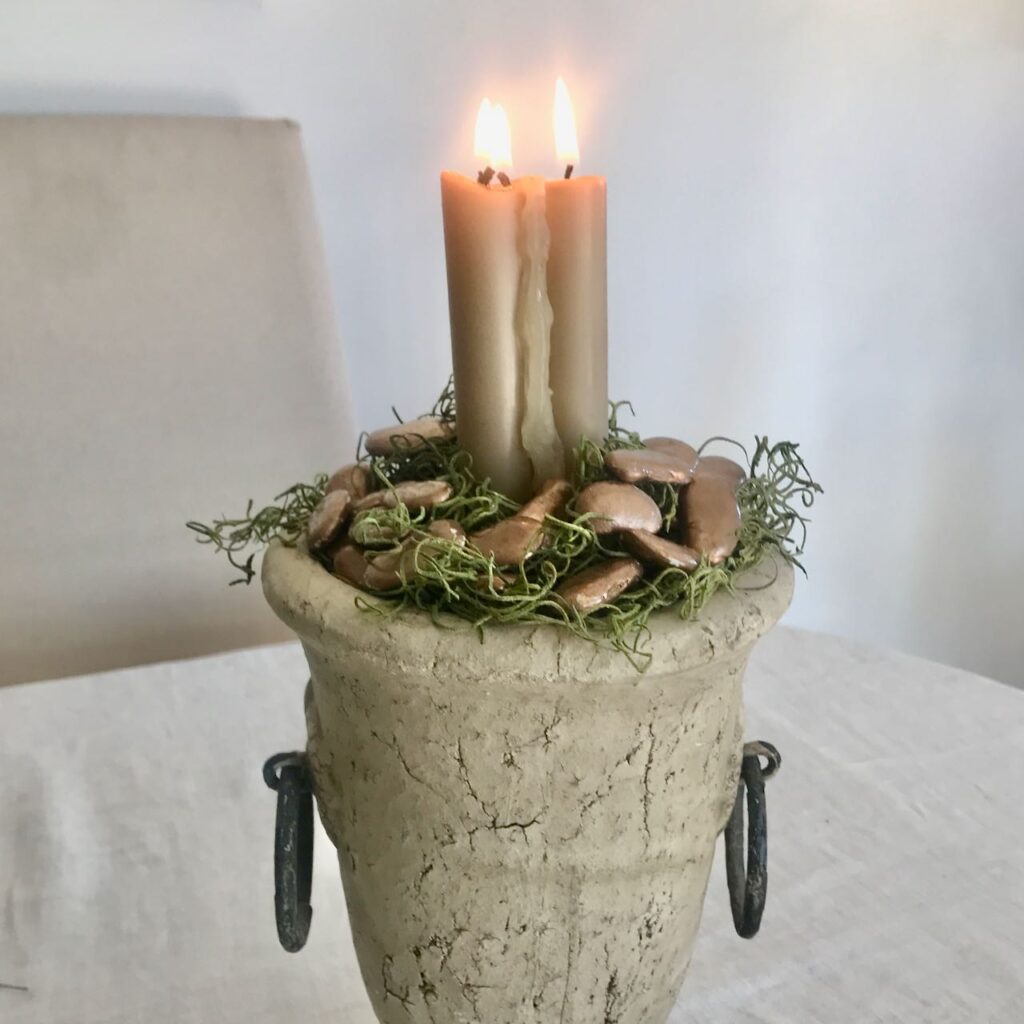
[
  {"xmin": 724, "ymin": 740, "xmax": 781, "ymax": 939},
  {"xmin": 263, "ymin": 751, "xmax": 314, "ymax": 952}
]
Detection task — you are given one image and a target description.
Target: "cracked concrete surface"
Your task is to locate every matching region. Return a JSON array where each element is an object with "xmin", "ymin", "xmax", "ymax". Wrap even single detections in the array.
[{"xmin": 264, "ymin": 543, "xmax": 793, "ymax": 1024}]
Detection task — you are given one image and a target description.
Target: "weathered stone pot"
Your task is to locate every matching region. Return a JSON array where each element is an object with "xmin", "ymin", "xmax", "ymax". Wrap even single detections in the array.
[{"xmin": 262, "ymin": 542, "xmax": 793, "ymax": 1024}]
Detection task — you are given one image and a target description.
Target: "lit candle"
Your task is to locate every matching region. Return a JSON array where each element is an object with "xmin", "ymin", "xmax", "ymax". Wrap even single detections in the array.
[
  {"xmin": 441, "ymin": 101, "xmax": 534, "ymax": 500},
  {"xmin": 545, "ymin": 78, "xmax": 609, "ymax": 461},
  {"xmin": 440, "ymin": 84, "xmax": 607, "ymax": 501}
]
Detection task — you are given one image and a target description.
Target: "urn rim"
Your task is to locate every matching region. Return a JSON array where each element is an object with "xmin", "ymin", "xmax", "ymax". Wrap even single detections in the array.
[{"xmin": 261, "ymin": 541, "xmax": 794, "ymax": 685}]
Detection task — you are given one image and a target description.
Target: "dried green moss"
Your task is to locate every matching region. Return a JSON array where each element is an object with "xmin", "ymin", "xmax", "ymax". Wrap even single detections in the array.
[{"xmin": 188, "ymin": 379, "xmax": 821, "ymax": 669}]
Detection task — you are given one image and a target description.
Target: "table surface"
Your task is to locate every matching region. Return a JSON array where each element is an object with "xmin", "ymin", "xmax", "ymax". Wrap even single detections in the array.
[{"xmin": 1, "ymin": 628, "xmax": 1022, "ymax": 1024}]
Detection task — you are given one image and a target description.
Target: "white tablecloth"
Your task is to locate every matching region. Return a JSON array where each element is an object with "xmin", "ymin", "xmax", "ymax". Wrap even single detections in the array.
[{"xmin": 1, "ymin": 629, "xmax": 1022, "ymax": 1023}]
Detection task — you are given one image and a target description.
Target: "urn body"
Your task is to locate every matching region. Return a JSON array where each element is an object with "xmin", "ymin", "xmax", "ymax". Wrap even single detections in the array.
[{"xmin": 262, "ymin": 543, "xmax": 792, "ymax": 1024}]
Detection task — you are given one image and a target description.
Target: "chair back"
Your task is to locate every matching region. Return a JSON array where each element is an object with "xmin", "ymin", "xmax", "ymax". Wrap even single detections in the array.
[{"xmin": 0, "ymin": 115, "xmax": 354, "ymax": 685}]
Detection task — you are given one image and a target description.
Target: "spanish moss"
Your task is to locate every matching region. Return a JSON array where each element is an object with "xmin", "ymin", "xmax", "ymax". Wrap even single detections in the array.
[{"xmin": 189, "ymin": 379, "xmax": 822, "ymax": 668}]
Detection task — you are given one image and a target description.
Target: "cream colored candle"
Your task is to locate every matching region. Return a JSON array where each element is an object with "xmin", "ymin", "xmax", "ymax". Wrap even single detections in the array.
[
  {"xmin": 440, "ymin": 87, "xmax": 606, "ymax": 500},
  {"xmin": 545, "ymin": 174, "xmax": 608, "ymax": 459},
  {"xmin": 545, "ymin": 79, "xmax": 608, "ymax": 463},
  {"xmin": 514, "ymin": 175, "xmax": 565, "ymax": 486},
  {"xmin": 440, "ymin": 170, "xmax": 533, "ymax": 501}
]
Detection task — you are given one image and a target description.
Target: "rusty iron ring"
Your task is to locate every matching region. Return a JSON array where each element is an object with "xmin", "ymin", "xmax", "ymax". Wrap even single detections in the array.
[
  {"xmin": 263, "ymin": 752, "xmax": 314, "ymax": 952},
  {"xmin": 724, "ymin": 740, "xmax": 782, "ymax": 939}
]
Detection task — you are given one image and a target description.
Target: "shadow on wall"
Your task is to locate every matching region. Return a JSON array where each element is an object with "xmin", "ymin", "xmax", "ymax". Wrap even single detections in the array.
[{"xmin": 908, "ymin": 430, "xmax": 1019, "ymax": 688}]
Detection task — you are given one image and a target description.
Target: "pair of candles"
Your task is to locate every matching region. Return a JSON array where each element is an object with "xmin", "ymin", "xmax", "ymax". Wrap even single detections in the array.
[{"xmin": 440, "ymin": 79, "xmax": 608, "ymax": 502}]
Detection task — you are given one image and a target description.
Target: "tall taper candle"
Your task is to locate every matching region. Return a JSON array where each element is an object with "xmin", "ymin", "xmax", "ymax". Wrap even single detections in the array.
[
  {"xmin": 546, "ymin": 79, "xmax": 608, "ymax": 462},
  {"xmin": 440, "ymin": 171, "xmax": 534, "ymax": 500},
  {"xmin": 545, "ymin": 174, "xmax": 608, "ymax": 458}
]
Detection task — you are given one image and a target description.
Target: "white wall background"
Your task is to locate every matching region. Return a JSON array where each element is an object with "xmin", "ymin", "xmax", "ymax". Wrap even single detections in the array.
[{"xmin": 2, "ymin": 1, "xmax": 1022, "ymax": 685}]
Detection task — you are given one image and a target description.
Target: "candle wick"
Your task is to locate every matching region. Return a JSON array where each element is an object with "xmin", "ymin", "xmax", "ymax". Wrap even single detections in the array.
[
  {"xmin": 496, "ymin": 171, "xmax": 511, "ymax": 187},
  {"xmin": 477, "ymin": 166, "xmax": 496, "ymax": 186},
  {"xmin": 564, "ymin": 164, "xmax": 574, "ymax": 180}
]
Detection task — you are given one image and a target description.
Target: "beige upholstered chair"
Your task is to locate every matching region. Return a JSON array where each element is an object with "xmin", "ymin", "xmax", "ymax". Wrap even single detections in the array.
[{"xmin": 0, "ymin": 116, "xmax": 354, "ymax": 686}]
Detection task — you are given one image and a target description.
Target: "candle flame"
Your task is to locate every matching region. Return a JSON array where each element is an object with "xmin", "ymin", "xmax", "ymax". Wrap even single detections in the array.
[
  {"xmin": 474, "ymin": 97, "xmax": 513, "ymax": 171},
  {"xmin": 473, "ymin": 98, "xmax": 493, "ymax": 164},
  {"xmin": 554, "ymin": 77, "xmax": 579, "ymax": 166},
  {"xmin": 491, "ymin": 103, "xmax": 513, "ymax": 170}
]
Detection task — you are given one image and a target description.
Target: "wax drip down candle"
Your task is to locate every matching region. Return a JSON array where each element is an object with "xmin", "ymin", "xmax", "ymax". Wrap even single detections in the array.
[
  {"xmin": 440, "ymin": 81, "xmax": 608, "ymax": 501},
  {"xmin": 515, "ymin": 174, "xmax": 565, "ymax": 486}
]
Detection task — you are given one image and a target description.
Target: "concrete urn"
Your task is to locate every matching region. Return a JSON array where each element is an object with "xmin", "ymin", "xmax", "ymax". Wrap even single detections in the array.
[{"xmin": 262, "ymin": 542, "xmax": 794, "ymax": 1024}]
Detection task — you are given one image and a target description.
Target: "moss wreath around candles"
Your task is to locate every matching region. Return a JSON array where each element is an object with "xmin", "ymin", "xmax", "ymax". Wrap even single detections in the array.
[{"xmin": 188, "ymin": 380, "xmax": 821, "ymax": 670}]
